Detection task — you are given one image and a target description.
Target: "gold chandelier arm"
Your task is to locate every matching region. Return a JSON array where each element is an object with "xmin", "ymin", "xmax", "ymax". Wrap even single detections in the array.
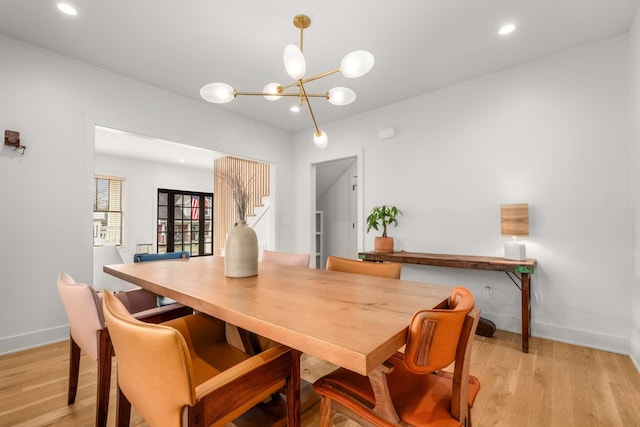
[
  {"xmin": 301, "ymin": 68, "xmax": 341, "ymax": 84},
  {"xmin": 280, "ymin": 68, "xmax": 341, "ymax": 91},
  {"xmin": 280, "ymin": 82, "xmax": 298, "ymax": 91},
  {"xmin": 298, "ymin": 81, "xmax": 321, "ymax": 134},
  {"xmin": 291, "ymin": 92, "xmax": 328, "ymax": 98},
  {"xmin": 235, "ymin": 91, "xmax": 328, "ymax": 98}
]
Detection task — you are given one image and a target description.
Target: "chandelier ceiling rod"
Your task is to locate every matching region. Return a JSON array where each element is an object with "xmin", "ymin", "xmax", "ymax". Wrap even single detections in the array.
[
  {"xmin": 295, "ymin": 14, "xmax": 309, "ymax": 52},
  {"xmin": 200, "ymin": 14, "xmax": 374, "ymax": 150}
]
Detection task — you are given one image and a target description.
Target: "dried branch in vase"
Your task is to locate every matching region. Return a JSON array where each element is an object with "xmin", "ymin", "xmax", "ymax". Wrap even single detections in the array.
[{"xmin": 217, "ymin": 169, "xmax": 254, "ymax": 223}]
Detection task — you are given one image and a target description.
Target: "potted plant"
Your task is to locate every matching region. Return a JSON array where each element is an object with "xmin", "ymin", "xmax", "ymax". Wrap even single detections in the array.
[{"xmin": 366, "ymin": 205, "xmax": 402, "ymax": 253}]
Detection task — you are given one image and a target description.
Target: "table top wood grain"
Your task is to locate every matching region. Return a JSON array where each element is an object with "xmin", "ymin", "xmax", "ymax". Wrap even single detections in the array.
[{"xmin": 104, "ymin": 255, "xmax": 453, "ymax": 376}]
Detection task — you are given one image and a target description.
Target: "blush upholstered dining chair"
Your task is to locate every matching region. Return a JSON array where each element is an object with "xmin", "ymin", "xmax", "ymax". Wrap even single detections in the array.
[
  {"xmin": 102, "ymin": 292, "xmax": 298, "ymax": 427},
  {"xmin": 313, "ymin": 286, "xmax": 481, "ymax": 427},
  {"xmin": 56, "ymin": 272, "xmax": 193, "ymax": 427},
  {"xmin": 325, "ymin": 255, "xmax": 402, "ymax": 279},
  {"xmin": 261, "ymin": 249, "xmax": 311, "ymax": 267},
  {"xmin": 256, "ymin": 250, "xmax": 311, "ymax": 351}
]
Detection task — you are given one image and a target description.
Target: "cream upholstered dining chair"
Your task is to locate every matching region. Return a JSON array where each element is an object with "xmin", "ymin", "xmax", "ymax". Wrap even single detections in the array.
[
  {"xmin": 261, "ymin": 249, "xmax": 310, "ymax": 267},
  {"xmin": 313, "ymin": 286, "xmax": 480, "ymax": 427},
  {"xmin": 325, "ymin": 255, "xmax": 402, "ymax": 279},
  {"xmin": 102, "ymin": 292, "xmax": 298, "ymax": 427},
  {"xmin": 56, "ymin": 272, "xmax": 193, "ymax": 427}
]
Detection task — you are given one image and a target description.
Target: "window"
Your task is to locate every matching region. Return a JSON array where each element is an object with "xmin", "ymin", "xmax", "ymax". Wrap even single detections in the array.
[
  {"xmin": 93, "ymin": 176, "xmax": 123, "ymax": 246},
  {"xmin": 157, "ymin": 189, "xmax": 213, "ymax": 256}
]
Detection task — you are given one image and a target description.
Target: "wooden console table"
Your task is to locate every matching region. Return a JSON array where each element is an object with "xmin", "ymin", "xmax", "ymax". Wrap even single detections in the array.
[{"xmin": 358, "ymin": 251, "xmax": 537, "ymax": 353}]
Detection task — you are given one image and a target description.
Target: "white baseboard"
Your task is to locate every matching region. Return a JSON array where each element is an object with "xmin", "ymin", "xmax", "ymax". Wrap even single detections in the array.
[
  {"xmin": 483, "ymin": 311, "xmax": 631, "ymax": 355},
  {"xmin": 0, "ymin": 325, "xmax": 69, "ymax": 356},
  {"xmin": 533, "ymin": 321, "xmax": 630, "ymax": 354},
  {"xmin": 1, "ymin": 317, "xmax": 637, "ymax": 371},
  {"xmin": 630, "ymin": 337, "xmax": 640, "ymax": 372}
]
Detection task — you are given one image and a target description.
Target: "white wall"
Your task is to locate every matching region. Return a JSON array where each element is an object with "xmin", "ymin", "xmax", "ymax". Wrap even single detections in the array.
[
  {"xmin": 293, "ymin": 36, "xmax": 633, "ymax": 354},
  {"xmin": 0, "ymin": 34, "xmax": 294, "ymax": 354},
  {"xmin": 630, "ymin": 8, "xmax": 640, "ymax": 368}
]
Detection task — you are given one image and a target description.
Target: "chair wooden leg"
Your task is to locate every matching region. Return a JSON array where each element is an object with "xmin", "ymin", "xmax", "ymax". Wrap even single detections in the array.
[
  {"xmin": 116, "ymin": 385, "xmax": 132, "ymax": 427},
  {"xmin": 96, "ymin": 330, "xmax": 113, "ymax": 427},
  {"xmin": 67, "ymin": 336, "xmax": 81, "ymax": 405},
  {"xmin": 319, "ymin": 396, "xmax": 333, "ymax": 427}
]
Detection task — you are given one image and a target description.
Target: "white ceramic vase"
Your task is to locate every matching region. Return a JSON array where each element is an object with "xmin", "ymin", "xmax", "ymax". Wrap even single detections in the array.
[{"xmin": 224, "ymin": 221, "xmax": 258, "ymax": 277}]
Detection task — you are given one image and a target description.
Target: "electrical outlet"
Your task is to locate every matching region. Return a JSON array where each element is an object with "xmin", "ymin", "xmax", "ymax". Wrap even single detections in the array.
[{"xmin": 482, "ymin": 285, "xmax": 495, "ymax": 298}]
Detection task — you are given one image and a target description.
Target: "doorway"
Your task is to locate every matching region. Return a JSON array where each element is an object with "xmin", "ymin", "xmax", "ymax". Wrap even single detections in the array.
[
  {"xmin": 315, "ymin": 157, "xmax": 358, "ymax": 269},
  {"xmin": 92, "ymin": 125, "xmax": 222, "ymax": 290}
]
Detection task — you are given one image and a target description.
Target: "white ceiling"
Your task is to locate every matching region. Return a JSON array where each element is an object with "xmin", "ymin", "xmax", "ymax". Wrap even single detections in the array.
[
  {"xmin": 94, "ymin": 126, "xmax": 223, "ymax": 170},
  {"xmin": 2, "ymin": 0, "xmax": 638, "ymax": 137}
]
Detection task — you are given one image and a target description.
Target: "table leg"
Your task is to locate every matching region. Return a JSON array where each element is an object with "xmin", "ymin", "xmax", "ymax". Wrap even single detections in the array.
[
  {"xmin": 521, "ymin": 273, "xmax": 531, "ymax": 353},
  {"xmin": 368, "ymin": 362, "xmax": 400, "ymax": 424},
  {"xmin": 287, "ymin": 349, "xmax": 302, "ymax": 427}
]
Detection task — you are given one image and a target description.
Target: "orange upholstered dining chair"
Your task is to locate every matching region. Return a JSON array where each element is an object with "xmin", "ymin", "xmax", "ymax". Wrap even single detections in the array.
[
  {"xmin": 56, "ymin": 272, "xmax": 193, "ymax": 427},
  {"xmin": 325, "ymin": 255, "xmax": 402, "ymax": 279},
  {"xmin": 313, "ymin": 286, "xmax": 481, "ymax": 427},
  {"xmin": 103, "ymin": 292, "xmax": 298, "ymax": 427},
  {"xmin": 261, "ymin": 249, "xmax": 311, "ymax": 267}
]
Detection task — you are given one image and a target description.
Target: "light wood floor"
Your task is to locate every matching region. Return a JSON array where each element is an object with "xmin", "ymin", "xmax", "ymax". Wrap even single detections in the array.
[{"xmin": 2, "ymin": 330, "xmax": 640, "ymax": 426}]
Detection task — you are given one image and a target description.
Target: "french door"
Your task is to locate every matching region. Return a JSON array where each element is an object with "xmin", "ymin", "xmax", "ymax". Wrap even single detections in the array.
[{"xmin": 157, "ymin": 189, "xmax": 213, "ymax": 256}]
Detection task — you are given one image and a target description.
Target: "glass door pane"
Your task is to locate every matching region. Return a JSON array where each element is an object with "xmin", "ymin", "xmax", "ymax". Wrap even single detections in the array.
[
  {"xmin": 157, "ymin": 191, "xmax": 168, "ymax": 253},
  {"xmin": 158, "ymin": 189, "xmax": 213, "ymax": 257}
]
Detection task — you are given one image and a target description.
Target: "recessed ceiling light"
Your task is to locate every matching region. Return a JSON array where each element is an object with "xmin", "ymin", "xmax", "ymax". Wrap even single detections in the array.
[
  {"xmin": 57, "ymin": 3, "xmax": 77, "ymax": 16},
  {"xmin": 499, "ymin": 23, "xmax": 516, "ymax": 36},
  {"xmin": 290, "ymin": 106, "xmax": 300, "ymax": 113},
  {"xmin": 178, "ymin": 159, "xmax": 185, "ymax": 163}
]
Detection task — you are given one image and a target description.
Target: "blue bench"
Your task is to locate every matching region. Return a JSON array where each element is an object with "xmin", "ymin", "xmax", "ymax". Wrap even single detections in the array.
[
  {"xmin": 133, "ymin": 251, "xmax": 190, "ymax": 263},
  {"xmin": 133, "ymin": 251, "xmax": 190, "ymax": 305}
]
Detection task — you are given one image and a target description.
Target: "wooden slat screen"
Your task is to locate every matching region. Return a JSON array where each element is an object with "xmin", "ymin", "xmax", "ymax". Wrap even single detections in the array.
[{"xmin": 214, "ymin": 156, "xmax": 270, "ymax": 255}]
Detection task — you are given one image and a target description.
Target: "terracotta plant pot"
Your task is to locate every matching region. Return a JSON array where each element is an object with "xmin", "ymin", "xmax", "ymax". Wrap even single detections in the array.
[{"xmin": 374, "ymin": 236, "xmax": 394, "ymax": 253}]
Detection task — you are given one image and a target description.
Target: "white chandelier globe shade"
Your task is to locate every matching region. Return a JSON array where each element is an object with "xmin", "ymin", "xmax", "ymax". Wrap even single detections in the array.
[
  {"xmin": 339, "ymin": 50, "xmax": 375, "ymax": 78},
  {"xmin": 283, "ymin": 44, "xmax": 306, "ymax": 80},
  {"xmin": 313, "ymin": 130, "xmax": 328, "ymax": 149},
  {"xmin": 200, "ymin": 83, "xmax": 235, "ymax": 103},
  {"xmin": 263, "ymin": 82, "xmax": 282, "ymax": 101},
  {"xmin": 328, "ymin": 87, "xmax": 356, "ymax": 106}
]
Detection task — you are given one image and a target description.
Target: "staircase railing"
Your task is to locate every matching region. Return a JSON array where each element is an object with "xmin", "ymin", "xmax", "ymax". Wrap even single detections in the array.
[{"xmin": 213, "ymin": 156, "xmax": 270, "ymax": 255}]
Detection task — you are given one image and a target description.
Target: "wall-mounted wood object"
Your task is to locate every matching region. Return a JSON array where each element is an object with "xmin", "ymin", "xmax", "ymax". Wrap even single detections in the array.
[{"xmin": 4, "ymin": 130, "xmax": 26, "ymax": 154}]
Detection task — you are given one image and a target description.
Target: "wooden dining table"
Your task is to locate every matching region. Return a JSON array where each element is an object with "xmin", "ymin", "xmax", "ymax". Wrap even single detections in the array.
[{"xmin": 104, "ymin": 255, "xmax": 454, "ymax": 425}]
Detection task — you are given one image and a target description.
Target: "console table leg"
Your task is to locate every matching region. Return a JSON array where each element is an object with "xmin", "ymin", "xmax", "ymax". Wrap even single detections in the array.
[{"xmin": 521, "ymin": 273, "xmax": 531, "ymax": 352}]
